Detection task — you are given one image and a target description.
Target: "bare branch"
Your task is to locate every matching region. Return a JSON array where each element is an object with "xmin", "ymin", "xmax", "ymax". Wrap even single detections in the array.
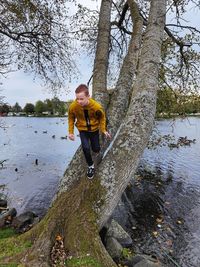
[{"xmin": 166, "ymin": 24, "xmax": 200, "ymax": 34}]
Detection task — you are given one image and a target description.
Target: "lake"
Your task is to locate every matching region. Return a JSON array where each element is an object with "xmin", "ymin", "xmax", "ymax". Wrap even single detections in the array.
[
  {"xmin": 113, "ymin": 116, "xmax": 200, "ymax": 267},
  {"xmin": 1, "ymin": 116, "xmax": 200, "ymax": 266},
  {"xmin": 0, "ymin": 117, "xmax": 80, "ymax": 216}
]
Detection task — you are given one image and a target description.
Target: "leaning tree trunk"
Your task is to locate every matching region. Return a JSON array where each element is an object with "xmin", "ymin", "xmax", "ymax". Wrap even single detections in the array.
[
  {"xmin": 92, "ymin": 0, "xmax": 111, "ymax": 108},
  {"xmin": 0, "ymin": 0, "xmax": 166, "ymax": 266},
  {"xmin": 97, "ymin": 0, "xmax": 166, "ymax": 227}
]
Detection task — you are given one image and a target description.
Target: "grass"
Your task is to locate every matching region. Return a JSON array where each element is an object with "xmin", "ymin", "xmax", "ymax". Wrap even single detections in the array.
[
  {"xmin": 66, "ymin": 256, "xmax": 102, "ymax": 267},
  {"xmin": 0, "ymin": 264, "xmax": 19, "ymax": 267},
  {"xmin": 0, "ymin": 228, "xmax": 17, "ymax": 239},
  {"xmin": 121, "ymin": 248, "xmax": 133, "ymax": 259},
  {"xmin": 0, "ymin": 227, "xmax": 32, "ymax": 266}
]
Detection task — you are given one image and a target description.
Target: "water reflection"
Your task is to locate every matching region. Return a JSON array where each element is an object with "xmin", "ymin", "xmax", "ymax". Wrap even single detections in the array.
[
  {"xmin": 0, "ymin": 117, "xmax": 80, "ymax": 216},
  {"xmin": 113, "ymin": 117, "xmax": 200, "ymax": 267}
]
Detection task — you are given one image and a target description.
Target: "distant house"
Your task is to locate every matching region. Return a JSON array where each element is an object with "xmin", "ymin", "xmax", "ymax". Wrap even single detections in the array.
[
  {"xmin": 7, "ymin": 112, "xmax": 14, "ymax": 116},
  {"xmin": 42, "ymin": 111, "xmax": 51, "ymax": 116}
]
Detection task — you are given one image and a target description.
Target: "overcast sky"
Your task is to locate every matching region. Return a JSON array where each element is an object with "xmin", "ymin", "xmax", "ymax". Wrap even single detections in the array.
[
  {"xmin": 2, "ymin": 55, "xmax": 94, "ymax": 107},
  {"xmin": 1, "ymin": 1, "xmax": 199, "ymax": 107},
  {"xmin": 1, "ymin": 0, "xmax": 101, "ymax": 108}
]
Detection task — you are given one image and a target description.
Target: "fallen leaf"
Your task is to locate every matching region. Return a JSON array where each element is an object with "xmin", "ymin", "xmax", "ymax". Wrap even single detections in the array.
[
  {"xmin": 56, "ymin": 235, "xmax": 63, "ymax": 241},
  {"xmin": 152, "ymin": 231, "xmax": 158, "ymax": 237},
  {"xmin": 156, "ymin": 217, "xmax": 163, "ymax": 223}
]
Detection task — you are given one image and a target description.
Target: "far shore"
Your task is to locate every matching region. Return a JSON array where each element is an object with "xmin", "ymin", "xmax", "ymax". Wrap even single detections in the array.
[{"xmin": 1, "ymin": 112, "xmax": 200, "ymax": 119}]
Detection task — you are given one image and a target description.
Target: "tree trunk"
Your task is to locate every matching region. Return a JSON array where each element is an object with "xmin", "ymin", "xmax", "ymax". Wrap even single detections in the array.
[
  {"xmin": 92, "ymin": 0, "xmax": 111, "ymax": 108},
  {"xmin": 97, "ymin": 0, "xmax": 166, "ymax": 227},
  {"xmin": 0, "ymin": 0, "xmax": 166, "ymax": 266}
]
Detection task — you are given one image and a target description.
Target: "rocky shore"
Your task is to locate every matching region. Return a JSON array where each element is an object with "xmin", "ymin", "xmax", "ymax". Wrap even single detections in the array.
[
  {"xmin": 0, "ymin": 198, "xmax": 39, "ymax": 233},
  {"xmin": 0, "ymin": 195, "xmax": 165, "ymax": 267},
  {"xmin": 101, "ymin": 219, "xmax": 164, "ymax": 267}
]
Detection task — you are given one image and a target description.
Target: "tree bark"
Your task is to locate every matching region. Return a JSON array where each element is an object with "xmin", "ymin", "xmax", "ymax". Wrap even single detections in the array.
[
  {"xmin": 107, "ymin": 0, "xmax": 143, "ymax": 135},
  {"xmin": 92, "ymin": 0, "xmax": 111, "ymax": 108},
  {"xmin": 96, "ymin": 0, "xmax": 166, "ymax": 227}
]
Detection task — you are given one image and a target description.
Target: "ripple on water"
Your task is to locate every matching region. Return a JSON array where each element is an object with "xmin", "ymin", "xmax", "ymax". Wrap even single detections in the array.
[{"xmin": 114, "ymin": 117, "xmax": 200, "ymax": 266}]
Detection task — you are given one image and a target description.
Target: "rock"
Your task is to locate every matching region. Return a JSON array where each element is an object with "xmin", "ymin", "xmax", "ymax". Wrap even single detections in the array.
[
  {"xmin": 124, "ymin": 254, "xmax": 163, "ymax": 267},
  {"xmin": 106, "ymin": 219, "xmax": 133, "ymax": 247},
  {"xmin": 0, "ymin": 206, "xmax": 8, "ymax": 213},
  {"xmin": 12, "ymin": 211, "xmax": 38, "ymax": 233},
  {"xmin": 0, "ymin": 199, "xmax": 7, "ymax": 208},
  {"xmin": 0, "ymin": 208, "xmax": 17, "ymax": 227},
  {"xmin": 123, "ymin": 255, "xmax": 146, "ymax": 266},
  {"xmin": 105, "ymin": 237, "xmax": 123, "ymax": 261}
]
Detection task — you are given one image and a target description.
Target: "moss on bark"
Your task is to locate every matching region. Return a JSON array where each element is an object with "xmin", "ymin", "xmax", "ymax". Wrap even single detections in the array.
[{"xmin": 0, "ymin": 177, "xmax": 116, "ymax": 267}]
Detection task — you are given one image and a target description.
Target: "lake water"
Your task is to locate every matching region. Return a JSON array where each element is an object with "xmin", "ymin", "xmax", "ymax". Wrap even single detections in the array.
[
  {"xmin": 1, "ymin": 116, "xmax": 200, "ymax": 266},
  {"xmin": 113, "ymin": 116, "xmax": 200, "ymax": 267},
  {"xmin": 143, "ymin": 117, "xmax": 200, "ymax": 267},
  {"xmin": 0, "ymin": 117, "xmax": 80, "ymax": 216}
]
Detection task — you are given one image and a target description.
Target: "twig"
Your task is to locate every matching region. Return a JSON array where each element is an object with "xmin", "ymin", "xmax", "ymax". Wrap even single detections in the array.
[
  {"xmin": 0, "ymin": 159, "xmax": 8, "ymax": 169},
  {"xmin": 162, "ymin": 251, "xmax": 182, "ymax": 267}
]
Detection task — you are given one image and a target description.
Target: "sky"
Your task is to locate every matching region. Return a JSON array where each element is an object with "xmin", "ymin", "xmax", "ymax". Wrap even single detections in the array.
[
  {"xmin": 1, "ymin": 0, "xmax": 101, "ymax": 108},
  {"xmin": 1, "ymin": 55, "xmax": 93, "ymax": 107},
  {"xmin": 1, "ymin": 1, "xmax": 199, "ymax": 108}
]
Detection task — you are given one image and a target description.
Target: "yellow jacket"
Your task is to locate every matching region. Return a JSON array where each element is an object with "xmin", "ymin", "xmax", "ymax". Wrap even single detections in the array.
[{"xmin": 68, "ymin": 98, "xmax": 107, "ymax": 134}]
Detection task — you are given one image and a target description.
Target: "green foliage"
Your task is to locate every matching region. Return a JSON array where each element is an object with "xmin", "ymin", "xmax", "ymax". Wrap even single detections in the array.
[
  {"xmin": 0, "ymin": 97, "xmax": 71, "ymax": 116},
  {"xmin": 156, "ymin": 88, "xmax": 200, "ymax": 117},
  {"xmin": 12, "ymin": 102, "xmax": 22, "ymax": 113},
  {"xmin": 0, "ymin": 104, "xmax": 10, "ymax": 114},
  {"xmin": 35, "ymin": 97, "xmax": 67, "ymax": 115},
  {"xmin": 121, "ymin": 248, "xmax": 133, "ymax": 259},
  {"xmin": 51, "ymin": 97, "xmax": 66, "ymax": 115},
  {"xmin": 156, "ymin": 88, "xmax": 177, "ymax": 116},
  {"xmin": 35, "ymin": 100, "xmax": 46, "ymax": 114},
  {"xmin": 23, "ymin": 103, "xmax": 35, "ymax": 114},
  {"xmin": 44, "ymin": 98, "xmax": 54, "ymax": 113}
]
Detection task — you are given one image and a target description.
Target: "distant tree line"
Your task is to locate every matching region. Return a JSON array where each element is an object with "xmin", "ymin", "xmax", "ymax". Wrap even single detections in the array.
[
  {"xmin": 1, "ymin": 90, "xmax": 200, "ymax": 118},
  {"xmin": 156, "ymin": 88, "xmax": 200, "ymax": 117},
  {"xmin": 0, "ymin": 97, "xmax": 73, "ymax": 116}
]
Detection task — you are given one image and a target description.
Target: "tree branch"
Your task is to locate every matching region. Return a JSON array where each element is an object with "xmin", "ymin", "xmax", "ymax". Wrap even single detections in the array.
[{"xmin": 166, "ymin": 23, "xmax": 200, "ymax": 34}]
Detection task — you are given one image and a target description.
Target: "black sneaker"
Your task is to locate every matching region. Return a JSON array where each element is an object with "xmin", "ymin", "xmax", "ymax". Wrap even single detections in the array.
[{"xmin": 87, "ymin": 167, "xmax": 95, "ymax": 179}]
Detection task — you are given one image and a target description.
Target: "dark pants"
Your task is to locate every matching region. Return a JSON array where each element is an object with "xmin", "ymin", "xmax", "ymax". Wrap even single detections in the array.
[{"xmin": 79, "ymin": 130, "xmax": 100, "ymax": 166}]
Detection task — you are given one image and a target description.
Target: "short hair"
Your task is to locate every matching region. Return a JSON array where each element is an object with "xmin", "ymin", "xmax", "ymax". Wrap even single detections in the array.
[{"xmin": 75, "ymin": 84, "xmax": 89, "ymax": 96}]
